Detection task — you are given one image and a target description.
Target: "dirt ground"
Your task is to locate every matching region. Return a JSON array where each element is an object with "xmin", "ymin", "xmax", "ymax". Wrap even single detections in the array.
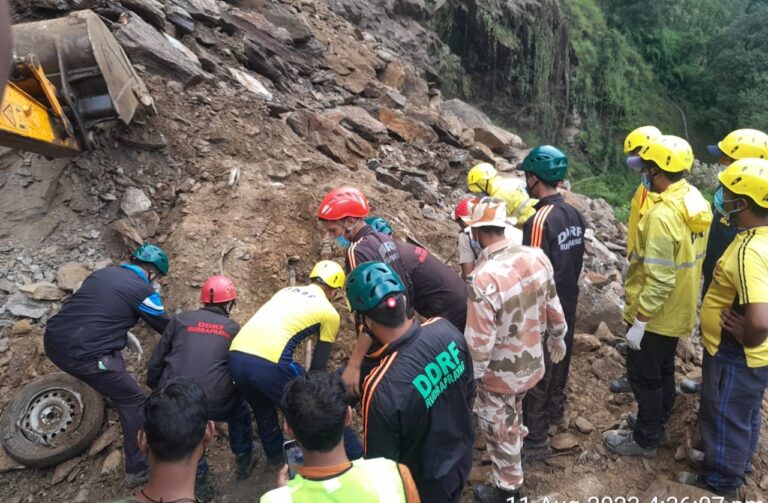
[{"xmin": 0, "ymin": 0, "xmax": 767, "ymax": 501}]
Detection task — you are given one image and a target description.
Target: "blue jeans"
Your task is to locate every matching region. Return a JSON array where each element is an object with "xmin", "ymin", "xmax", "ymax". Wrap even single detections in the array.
[
  {"xmin": 700, "ymin": 352, "xmax": 768, "ymax": 492},
  {"xmin": 197, "ymin": 397, "xmax": 254, "ymax": 476},
  {"xmin": 229, "ymin": 351, "xmax": 363, "ymax": 460}
]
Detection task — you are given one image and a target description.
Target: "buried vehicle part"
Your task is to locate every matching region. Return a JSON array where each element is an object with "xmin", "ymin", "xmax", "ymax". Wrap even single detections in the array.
[{"xmin": 0, "ymin": 372, "xmax": 104, "ymax": 467}]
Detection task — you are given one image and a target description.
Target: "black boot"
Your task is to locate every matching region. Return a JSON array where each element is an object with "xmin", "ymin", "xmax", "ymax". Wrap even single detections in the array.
[
  {"xmin": 474, "ymin": 484, "xmax": 523, "ymax": 503},
  {"xmin": 610, "ymin": 376, "xmax": 632, "ymax": 393}
]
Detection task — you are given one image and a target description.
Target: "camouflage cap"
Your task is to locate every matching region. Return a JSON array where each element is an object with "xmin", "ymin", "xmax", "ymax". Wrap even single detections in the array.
[{"xmin": 460, "ymin": 196, "xmax": 514, "ymax": 228}]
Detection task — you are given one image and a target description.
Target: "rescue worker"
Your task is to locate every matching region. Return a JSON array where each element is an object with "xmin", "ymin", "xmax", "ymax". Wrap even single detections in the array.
[
  {"xmin": 316, "ymin": 187, "xmax": 413, "ymax": 397},
  {"xmin": 452, "ymin": 198, "xmax": 523, "ymax": 279},
  {"xmin": 146, "ymin": 275, "xmax": 256, "ymax": 502},
  {"xmin": 260, "ymin": 371, "xmax": 421, "ymax": 503},
  {"xmin": 517, "ymin": 146, "xmax": 586, "ymax": 458},
  {"xmin": 466, "ymin": 162, "xmax": 538, "ymax": 227},
  {"xmin": 686, "ymin": 158, "xmax": 768, "ymax": 497},
  {"xmin": 610, "ymin": 126, "xmax": 664, "ymax": 395},
  {"xmin": 462, "ymin": 197, "xmax": 568, "ymax": 502},
  {"xmin": 703, "ymin": 129, "xmax": 768, "ymax": 292},
  {"xmin": 346, "ymin": 261, "xmax": 474, "ymax": 503},
  {"xmin": 365, "ymin": 216, "xmax": 468, "ymax": 331},
  {"xmin": 44, "ymin": 244, "xmax": 171, "ymax": 487},
  {"xmin": 228, "ymin": 261, "xmax": 361, "ymax": 465},
  {"xmin": 603, "ymin": 135, "xmax": 712, "ymax": 457}
]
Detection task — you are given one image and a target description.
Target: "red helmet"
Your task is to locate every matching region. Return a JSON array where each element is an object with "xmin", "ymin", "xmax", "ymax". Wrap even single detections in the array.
[
  {"xmin": 316, "ymin": 186, "xmax": 369, "ymax": 221},
  {"xmin": 201, "ymin": 275, "xmax": 237, "ymax": 304},
  {"xmin": 451, "ymin": 198, "xmax": 472, "ymax": 220}
]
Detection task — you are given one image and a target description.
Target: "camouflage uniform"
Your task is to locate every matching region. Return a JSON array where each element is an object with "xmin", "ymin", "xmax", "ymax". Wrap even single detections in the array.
[{"xmin": 465, "ymin": 238, "xmax": 567, "ymax": 491}]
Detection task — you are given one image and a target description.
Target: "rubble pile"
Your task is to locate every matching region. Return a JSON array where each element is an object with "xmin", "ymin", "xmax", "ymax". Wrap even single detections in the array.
[{"xmin": 1, "ymin": 0, "xmax": 764, "ymax": 501}]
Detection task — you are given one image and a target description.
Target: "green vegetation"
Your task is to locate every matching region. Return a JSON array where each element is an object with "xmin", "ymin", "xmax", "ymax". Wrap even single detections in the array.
[{"xmin": 430, "ymin": 0, "xmax": 768, "ymax": 220}]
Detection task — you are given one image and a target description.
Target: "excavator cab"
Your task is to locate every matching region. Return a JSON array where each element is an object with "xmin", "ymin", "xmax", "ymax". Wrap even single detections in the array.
[{"xmin": 0, "ymin": 9, "xmax": 154, "ymax": 157}]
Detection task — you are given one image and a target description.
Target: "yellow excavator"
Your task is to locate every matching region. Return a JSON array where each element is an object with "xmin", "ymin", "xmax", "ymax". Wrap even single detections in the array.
[{"xmin": 0, "ymin": 9, "xmax": 154, "ymax": 158}]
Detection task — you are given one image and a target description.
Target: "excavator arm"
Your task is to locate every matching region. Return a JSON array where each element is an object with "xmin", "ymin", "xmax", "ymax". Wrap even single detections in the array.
[{"xmin": 0, "ymin": 9, "xmax": 154, "ymax": 158}]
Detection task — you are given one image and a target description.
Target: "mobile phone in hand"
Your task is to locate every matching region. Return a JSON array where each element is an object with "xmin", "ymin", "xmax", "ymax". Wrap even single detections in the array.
[{"xmin": 282, "ymin": 439, "xmax": 304, "ymax": 479}]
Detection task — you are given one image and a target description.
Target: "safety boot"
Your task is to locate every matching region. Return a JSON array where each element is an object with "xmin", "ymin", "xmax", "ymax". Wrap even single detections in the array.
[
  {"xmin": 609, "ymin": 377, "xmax": 632, "ymax": 394},
  {"xmin": 603, "ymin": 429, "xmax": 657, "ymax": 457},
  {"xmin": 677, "ymin": 472, "xmax": 737, "ymax": 500},
  {"xmin": 474, "ymin": 484, "xmax": 523, "ymax": 503},
  {"xmin": 236, "ymin": 450, "xmax": 258, "ymax": 478},
  {"xmin": 624, "ymin": 412, "xmax": 669, "ymax": 445}
]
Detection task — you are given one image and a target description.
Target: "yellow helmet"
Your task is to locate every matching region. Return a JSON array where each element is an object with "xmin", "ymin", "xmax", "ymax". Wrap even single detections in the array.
[
  {"xmin": 467, "ymin": 163, "xmax": 498, "ymax": 193},
  {"xmin": 624, "ymin": 126, "xmax": 662, "ymax": 154},
  {"xmin": 708, "ymin": 129, "xmax": 768, "ymax": 160},
  {"xmin": 718, "ymin": 158, "xmax": 768, "ymax": 209},
  {"xmin": 309, "ymin": 260, "xmax": 346, "ymax": 289},
  {"xmin": 639, "ymin": 135, "xmax": 693, "ymax": 173}
]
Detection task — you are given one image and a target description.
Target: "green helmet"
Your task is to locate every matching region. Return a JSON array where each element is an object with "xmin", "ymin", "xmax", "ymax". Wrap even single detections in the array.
[
  {"xmin": 518, "ymin": 145, "xmax": 568, "ymax": 183},
  {"xmin": 132, "ymin": 244, "xmax": 169, "ymax": 275},
  {"xmin": 345, "ymin": 262, "xmax": 404, "ymax": 312},
  {"xmin": 364, "ymin": 216, "xmax": 393, "ymax": 235}
]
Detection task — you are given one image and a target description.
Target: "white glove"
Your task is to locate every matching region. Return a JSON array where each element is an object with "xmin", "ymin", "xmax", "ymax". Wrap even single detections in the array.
[
  {"xmin": 126, "ymin": 332, "xmax": 143, "ymax": 362},
  {"xmin": 547, "ymin": 336, "xmax": 567, "ymax": 364},
  {"xmin": 625, "ymin": 318, "xmax": 648, "ymax": 351}
]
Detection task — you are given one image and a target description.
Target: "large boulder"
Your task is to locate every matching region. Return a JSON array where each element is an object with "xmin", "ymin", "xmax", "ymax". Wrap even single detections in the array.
[
  {"xmin": 321, "ymin": 107, "xmax": 389, "ymax": 143},
  {"xmin": 120, "ymin": 187, "xmax": 152, "ymax": 217},
  {"xmin": 441, "ymin": 98, "xmax": 524, "ymax": 152},
  {"xmin": 576, "ymin": 279, "xmax": 625, "ymax": 337},
  {"xmin": 379, "ymin": 108, "xmax": 437, "ymax": 144},
  {"xmin": 114, "ymin": 12, "xmax": 206, "ymax": 85}
]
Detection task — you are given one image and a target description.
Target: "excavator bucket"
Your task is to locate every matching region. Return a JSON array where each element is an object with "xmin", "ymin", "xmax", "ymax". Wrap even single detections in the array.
[{"xmin": 9, "ymin": 9, "xmax": 155, "ymax": 150}]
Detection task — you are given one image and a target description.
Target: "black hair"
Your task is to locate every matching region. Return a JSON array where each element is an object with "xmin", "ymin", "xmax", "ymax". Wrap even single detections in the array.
[
  {"xmin": 362, "ymin": 293, "xmax": 407, "ymax": 328},
  {"xmin": 476, "ymin": 226, "xmax": 507, "ymax": 237},
  {"xmin": 281, "ymin": 371, "xmax": 347, "ymax": 453},
  {"xmin": 143, "ymin": 378, "xmax": 208, "ymax": 462}
]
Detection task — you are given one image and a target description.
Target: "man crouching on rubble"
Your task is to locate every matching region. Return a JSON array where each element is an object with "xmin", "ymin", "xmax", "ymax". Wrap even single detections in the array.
[{"xmin": 45, "ymin": 244, "xmax": 171, "ymax": 487}]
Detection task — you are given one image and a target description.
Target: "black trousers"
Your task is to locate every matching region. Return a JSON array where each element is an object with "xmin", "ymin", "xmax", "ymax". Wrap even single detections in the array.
[
  {"xmin": 523, "ymin": 297, "xmax": 577, "ymax": 445},
  {"xmin": 626, "ymin": 330, "xmax": 679, "ymax": 448}
]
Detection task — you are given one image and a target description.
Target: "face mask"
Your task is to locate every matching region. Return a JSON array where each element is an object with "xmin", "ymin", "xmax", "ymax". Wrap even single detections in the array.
[
  {"xmin": 641, "ymin": 172, "xmax": 652, "ymax": 191},
  {"xmin": 335, "ymin": 235, "xmax": 350, "ymax": 249},
  {"xmin": 525, "ymin": 176, "xmax": 539, "ymax": 198},
  {"xmin": 470, "ymin": 239, "xmax": 482, "ymax": 256},
  {"xmin": 714, "ymin": 186, "xmax": 744, "ymax": 227}
]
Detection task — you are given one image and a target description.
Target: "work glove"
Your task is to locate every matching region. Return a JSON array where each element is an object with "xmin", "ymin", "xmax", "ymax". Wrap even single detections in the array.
[
  {"xmin": 625, "ymin": 318, "xmax": 648, "ymax": 351},
  {"xmin": 126, "ymin": 331, "xmax": 143, "ymax": 363},
  {"xmin": 547, "ymin": 335, "xmax": 567, "ymax": 364}
]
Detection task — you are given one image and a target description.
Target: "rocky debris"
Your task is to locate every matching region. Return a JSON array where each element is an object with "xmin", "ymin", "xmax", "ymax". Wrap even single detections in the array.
[
  {"xmin": 640, "ymin": 481, "xmax": 716, "ymax": 500},
  {"xmin": 120, "ymin": 188, "xmax": 152, "ymax": 217},
  {"xmin": 0, "ymin": 279, "xmax": 17, "ymax": 293},
  {"xmin": 116, "ymin": 131, "xmax": 168, "ymax": 151},
  {"xmin": 169, "ymin": 0, "xmax": 219, "ymax": 25},
  {"xmin": 322, "ymin": 107, "xmax": 389, "ymax": 144},
  {"xmin": 28, "ymin": 0, "xmax": 99, "ymax": 10},
  {"xmin": 379, "ymin": 108, "xmax": 437, "ymax": 144},
  {"xmin": 550, "ymin": 432, "xmax": 579, "ymax": 451},
  {"xmin": 593, "ymin": 321, "xmax": 619, "ymax": 344},
  {"xmin": 114, "ymin": 12, "xmax": 206, "ymax": 85},
  {"xmin": 89, "ymin": 424, "xmax": 121, "ymax": 457},
  {"xmin": 574, "ymin": 417, "xmax": 595, "ymax": 434},
  {"xmin": 287, "ymin": 110, "xmax": 373, "ymax": 167},
  {"xmin": 74, "ymin": 488, "xmax": 90, "ymax": 503},
  {"xmin": 4, "ymin": 293, "xmax": 49, "ymax": 319},
  {"xmin": 573, "ymin": 333, "xmax": 601, "ymax": 354},
  {"xmin": 676, "ymin": 337, "xmax": 697, "ymax": 363},
  {"xmin": 0, "ymin": 446, "xmax": 24, "ymax": 473},
  {"xmin": 100, "ymin": 450, "xmax": 122, "ymax": 475},
  {"xmin": 473, "ymin": 126, "xmax": 524, "ymax": 153},
  {"xmin": 403, "ymin": 176, "xmax": 441, "ymax": 206},
  {"xmin": 18, "ymin": 282, "xmax": 65, "ymax": 301},
  {"xmin": 165, "ymin": 5, "xmax": 195, "ymax": 34},
  {"xmin": 120, "ymin": 0, "xmax": 166, "ymax": 30},
  {"xmin": 0, "ymin": 337, "xmax": 9, "ymax": 353},
  {"xmin": 576, "ymin": 278, "xmax": 624, "ymax": 337},
  {"xmin": 228, "ymin": 68, "xmax": 273, "ymax": 101},
  {"xmin": 51, "ymin": 457, "xmax": 81, "ymax": 485},
  {"xmin": 590, "ymin": 357, "xmax": 624, "ymax": 381},
  {"xmin": 56, "ymin": 262, "xmax": 91, "ymax": 292},
  {"xmin": 468, "ymin": 464, "xmax": 492, "ymax": 484},
  {"xmin": 11, "ymin": 320, "xmax": 33, "ymax": 335},
  {"xmin": 379, "ymin": 60, "xmax": 430, "ymax": 108},
  {"xmin": 111, "ymin": 219, "xmax": 146, "ymax": 249}
]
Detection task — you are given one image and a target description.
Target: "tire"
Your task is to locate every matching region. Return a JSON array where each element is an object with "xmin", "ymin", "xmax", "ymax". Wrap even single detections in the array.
[{"xmin": 0, "ymin": 372, "xmax": 104, "ymax": 468}]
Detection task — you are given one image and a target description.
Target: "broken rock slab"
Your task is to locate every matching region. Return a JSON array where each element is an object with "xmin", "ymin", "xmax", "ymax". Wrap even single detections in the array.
[
  {"xmin": 89, "ymin": 424, "xmax": 121, "ymax": 456},
  {"xmin": 228, "ymin": 68, "xmax": 273, "ymax": 101},
  {"xmin": 573, "ymin": 333, "xmax": 601, "ymax": 354},
  {"xmin": 5, "ymin": 293, "xmax": 49, "ymax": 319},
  {"xmin": 119, "ymin": 0, "xmax": 166, "ymax": 30},
  {"xmin": 379, "ymin": 108, "xmax": 437, "ymax": 145},
  {"xmin": 19, "ymin": 282, "xmax": 65, "ymax": 301},
  {"xmin": 165, "ymin": 5, "xmax": 195, "ymax": 34},
  {"xmin": 473, "ymin": 125, "xmax": 525, "ymax": 152},
  {"xmin": 101, "ymin": 450, "xmax": 122, "ymax": 475},
  {"xmin": 287, "ymin": 110, "xmax": 373, "ymax": 167},
  {"xmin": 56, "ymin": 262, "xmax": 91, "ymax": 291},
  {"xmin": 114, "ymin": 12, "xmax": 205, "ymax": 85},
  {"xmin": 321, "ymin": 106, "xmax": 389, "ymax": 143},
  {"xmin": 121, "ymin": 187, "xmax": 152, "ymax": 217},
  {"xmin": 169, "ymin": 0, "xmax": 219, "ymax": 24},
  {"xmin": 550, "ymin": 432, "xmax": 579, "ymax": 451},
  {"xmin": 28, "ymin": 0, "xmax": 99, "ymax": 10}
]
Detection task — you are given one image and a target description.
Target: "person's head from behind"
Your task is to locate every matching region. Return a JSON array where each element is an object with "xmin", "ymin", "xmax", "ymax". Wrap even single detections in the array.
[
  {"xmin": 200, "ymin": 275, "xmax": 238, "ymax": 314},
  {"xmin": 459, "ymin": 197, "xmax": 511, "ymax": 249},
  {"xmin": 345, "ymin": 262, "xmax": 409, "ymax": 341},
  {"xmin": 131, "ymin": 243, "xmax": 170, "ymax": 283},
  {"xmin": 708, "ymin": 129, "xmax": 768, "ymax": 167},
  {"xmin": 139, "ymin": 378, "xmax": 214, "ymax": 466},
  {"xmin": 281, "ymin": 371, "xmax": 351, "ymax": 454}
]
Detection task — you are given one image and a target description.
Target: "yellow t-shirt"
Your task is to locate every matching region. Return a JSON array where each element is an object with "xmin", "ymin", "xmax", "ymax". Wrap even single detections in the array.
[
  {"xmin": 230, "ymin": 284, "xmax": 340, "ymax": 364},
  {"xmin": 701, "ymin": 226, "xmax": 768, "ymax": 368}
]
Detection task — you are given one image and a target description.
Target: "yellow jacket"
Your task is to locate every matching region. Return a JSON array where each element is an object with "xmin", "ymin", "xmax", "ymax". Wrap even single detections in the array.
[
  {"xmin": 488, "ymin": 177, "xmax": 538, "ymax": 227},
  {"xmin": 627, "ymin": 184, "xmax": 654, "ymax": 256},
  {"xmin": 623, "ymin": 180, "xmax": 712, "ymax": 337}
]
